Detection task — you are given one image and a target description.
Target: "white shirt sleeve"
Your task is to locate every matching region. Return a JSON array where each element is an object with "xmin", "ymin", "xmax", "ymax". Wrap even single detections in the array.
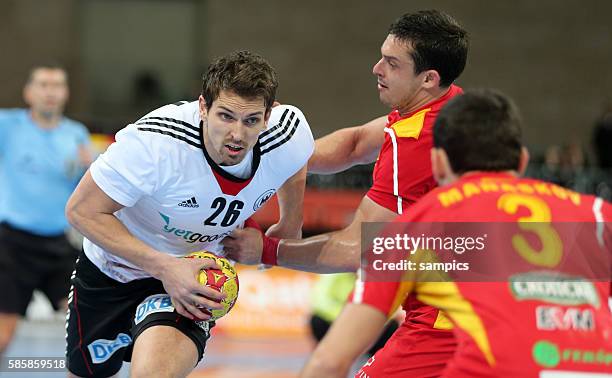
[
  {"xmin": 90, "ymin": 126, "xmax": 160, "ymax": 207},
  {"xmin": 260, "ymin": 104, "xmax": 314, "ymax": 176}
]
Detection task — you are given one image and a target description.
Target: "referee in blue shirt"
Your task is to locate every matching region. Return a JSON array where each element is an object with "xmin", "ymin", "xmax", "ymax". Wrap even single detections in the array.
[{"xmin": 0, "ymin": 64, "xmax": 91, "ymax": 354}]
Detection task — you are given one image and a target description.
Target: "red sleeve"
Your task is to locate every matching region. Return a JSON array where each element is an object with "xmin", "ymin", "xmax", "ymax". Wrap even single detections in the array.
[
  {"xmin": 349, "ymin": 275, "xmax": 411, "ymax": 318},
  {"xmin": 366, "ymin": 187, "xmax": 401, "ymax": 214}
]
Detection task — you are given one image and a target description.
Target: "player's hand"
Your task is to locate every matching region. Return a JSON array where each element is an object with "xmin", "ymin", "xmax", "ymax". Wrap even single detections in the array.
[
  {"xmin": 266, "ymin": 221, "xmax": 302, "ymax": 239},
  {"xmin": 157, "ymin": 257, "xmax": 226, "ymax": 320},
  {"xmin": 222, "ymin": 227, "xmax": 264, "ymax": 265}
]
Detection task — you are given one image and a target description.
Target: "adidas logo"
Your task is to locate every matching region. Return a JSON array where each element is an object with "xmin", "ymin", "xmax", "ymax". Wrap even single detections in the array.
[{"xmin": 178, "ymin": 197, "xmax": 199, "ymax": 208}]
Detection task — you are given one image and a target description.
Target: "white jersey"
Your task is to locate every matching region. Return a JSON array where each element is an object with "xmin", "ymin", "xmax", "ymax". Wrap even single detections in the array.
[{"xmin": 85, "ymin": 101, "xmax": 314, "ymax": 282}]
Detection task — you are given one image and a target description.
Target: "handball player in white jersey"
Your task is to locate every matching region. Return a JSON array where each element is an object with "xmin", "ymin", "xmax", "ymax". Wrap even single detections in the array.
[{"xmin": 64, "ymin": 50, "xmax": 314, "ymax": 377}]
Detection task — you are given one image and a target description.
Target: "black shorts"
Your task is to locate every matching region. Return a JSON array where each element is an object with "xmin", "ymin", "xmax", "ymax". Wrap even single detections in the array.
[
  {"xmin": 66, "ymin": 252, "xmax": 214, "ymax": 378},
  {"xmin": 0, "ymin": 222, "xmax": 78, "ymax": 315}
]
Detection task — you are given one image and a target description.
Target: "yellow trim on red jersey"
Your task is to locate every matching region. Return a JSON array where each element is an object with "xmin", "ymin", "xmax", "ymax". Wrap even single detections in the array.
[
  {"xmin": 433, "ymin": 310, "xmax": 453, "ymax": 330},
  {"xmin": 417, "ymin": 282, "xmax": 495, "ymax": 366},
  {"xmin": 387, "ymin": 279, "xmax": 453, "ymax": 329},
  {"xmin": 390, "ymin": 108, "xmax": 430, "ymax": 139}
]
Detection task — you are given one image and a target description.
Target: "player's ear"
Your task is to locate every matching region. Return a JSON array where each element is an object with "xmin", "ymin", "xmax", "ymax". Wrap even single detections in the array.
[
  {"xmin": 517, "ymin": 147, "xmax": 530, "ymax": 176},
  {"xmin": 431, "ymin": 148, "xmax": 452, "ymax": 185},
  {"xmin": 422, "ymin": 70, "xmax": 441, "ymax": 90},
  {"xmin": 430, "ymin": 147, "xmax": 445, "ymax": 184},
  {"xmin": 198, "ymin": 95, "xmax": 208, "ymax": 119}
]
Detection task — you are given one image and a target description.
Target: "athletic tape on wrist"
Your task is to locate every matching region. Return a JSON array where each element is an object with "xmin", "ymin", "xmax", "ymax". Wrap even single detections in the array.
[
  {"xmin": 244, "ymin": 218, "xmax": 279, "ymax": 266},
  {"xmin": 261, "ymin": 235, "xmax": 280, "ymax": 266}
]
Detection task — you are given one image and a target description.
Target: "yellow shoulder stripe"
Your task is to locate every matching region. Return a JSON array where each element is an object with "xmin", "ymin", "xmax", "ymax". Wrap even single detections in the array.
[{"xmin": 390, "ymin": 108, "xmax": 431, "ymax": 139}]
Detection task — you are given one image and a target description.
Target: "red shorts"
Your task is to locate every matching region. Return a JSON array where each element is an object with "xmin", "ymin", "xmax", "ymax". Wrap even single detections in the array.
[{"xmin": 355, "ymin": 321, "xmax": 455, "ymax": 378}]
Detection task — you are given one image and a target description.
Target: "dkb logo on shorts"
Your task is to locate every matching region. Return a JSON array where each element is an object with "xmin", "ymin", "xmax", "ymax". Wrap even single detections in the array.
[
  {"xmin": 88, "ymin": 333, "xmax": 132, "ymax": 364},
  {"xmin": 134, "ymin": 294, "xmax": 175, "ymax": 325}
]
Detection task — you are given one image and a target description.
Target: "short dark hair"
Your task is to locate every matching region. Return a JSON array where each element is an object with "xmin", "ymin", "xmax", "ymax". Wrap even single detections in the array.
[
  {"xmin": 201, "ymin": 50, "xmax": 278, "ymax": 112},
  {"xmin": 433, "ymin": 89, "xmax": 523, "ymax": 173},
  {"xmin": 389, "ymin": 10, "xmax": 468, "ymax": 87},
  {"xmin": 27, "ymin": 62, "xmax": 67, "ymax": 83}
]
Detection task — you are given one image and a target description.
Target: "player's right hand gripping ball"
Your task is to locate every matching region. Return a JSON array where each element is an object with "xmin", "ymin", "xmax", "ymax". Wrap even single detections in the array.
[{"xmin": 184, "ymin": 251, "xmax": 239, "ymax": 321}]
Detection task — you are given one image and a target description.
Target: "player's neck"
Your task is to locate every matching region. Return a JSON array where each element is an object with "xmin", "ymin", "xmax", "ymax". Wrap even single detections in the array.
[
  {"xmin": 30, "ymin": 110, "xmax": 62, "ymax": 129},
  {"xmin": 460, "ymin": 170, "xmax": 519, "ymax": 180},
  {"xmin": 397, "ymin": 86, "xmax": 450, "ymax": 116}
]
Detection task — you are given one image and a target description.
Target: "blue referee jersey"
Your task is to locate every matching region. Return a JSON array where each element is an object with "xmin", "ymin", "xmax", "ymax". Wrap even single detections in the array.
[{"xmin": 0, "ymin": 109, "xmax": 90, "ymax": 236}]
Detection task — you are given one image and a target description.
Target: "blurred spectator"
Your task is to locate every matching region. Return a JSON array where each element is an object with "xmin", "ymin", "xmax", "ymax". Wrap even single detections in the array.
[
  {"xmin": 563, "ymin": 142, "xmax": 585, "ymax": 171},
  {"xmin": 538, "ymin": 145, "xmax": 562, "ymax": 185},
  {"xmin": 593, "ymin": 105, "xmax": 612, "ymax": 170},
  {"xmin": 560, "ymin": 142, "xmax": 588, "ymax": 192},
  {"xmin": 533, "ymin": 143, "xmax": 589, "ymax": 193},
  {"xmin": 0, "ymin": 64, "xmax": 91, "ymax": 355},
  {"xmin": 132, "ymin": 70, "xmax": 166, "ymax": 115}
]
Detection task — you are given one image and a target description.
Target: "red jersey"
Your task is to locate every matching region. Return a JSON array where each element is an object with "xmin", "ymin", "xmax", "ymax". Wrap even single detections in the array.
[
  {"xmin": 356, "ymin": 173, "xmax": 612, "ymax": 378},
  {"xmin": 367, "ymin": 84, "xmax": 463, "ymax": 214},
  {"xmin": 354, "ymin": 85, "xmax": 463, "ymax": 378},
  {"xmin": 353, "ymin": 85, "xmax": 463, "ymax": 378}
]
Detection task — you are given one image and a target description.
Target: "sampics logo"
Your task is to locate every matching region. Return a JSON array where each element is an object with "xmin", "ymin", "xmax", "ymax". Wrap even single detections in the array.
[{"xmin": 159, "ymin": 212, "xmax": 231, "ymax": 243}]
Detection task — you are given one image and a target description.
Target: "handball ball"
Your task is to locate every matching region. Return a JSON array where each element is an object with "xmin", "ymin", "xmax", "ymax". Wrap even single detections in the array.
[{"xmin": 184, "ymin": 251, "xmax": 239, "ymax": 321}]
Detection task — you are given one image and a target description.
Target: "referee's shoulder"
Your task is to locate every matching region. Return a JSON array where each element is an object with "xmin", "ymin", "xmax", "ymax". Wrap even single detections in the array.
[
  {"xmin": 62, "ymin": 116, "xmax": 90, "ymax": 136},
  {"xmin": 0, "ymin": 108, "xmax": 26, "ymax": 122}
]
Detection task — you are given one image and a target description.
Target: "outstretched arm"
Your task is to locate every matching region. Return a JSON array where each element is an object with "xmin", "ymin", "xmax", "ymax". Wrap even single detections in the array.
[
  {"xmin": 223, "ymin": 195, "xmax": 397, "ymax": 273},
  {"xmin": 308, "ymin": 116, "xmax": 387, "ymax": 174}
]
